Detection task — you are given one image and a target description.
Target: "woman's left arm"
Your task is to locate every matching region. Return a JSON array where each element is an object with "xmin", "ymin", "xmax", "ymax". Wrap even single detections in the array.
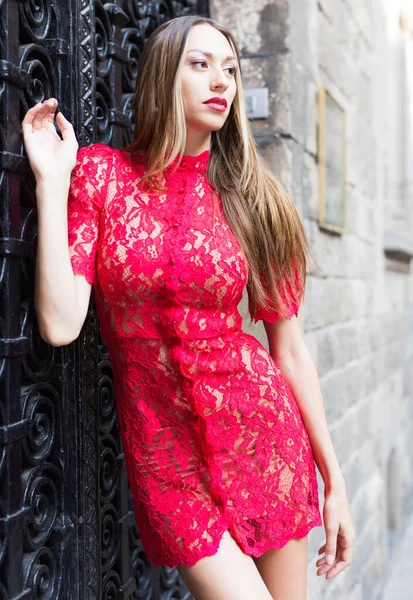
[{"xmin": 263, "ymin": 315, "xmax": 356, "ymax": 579}]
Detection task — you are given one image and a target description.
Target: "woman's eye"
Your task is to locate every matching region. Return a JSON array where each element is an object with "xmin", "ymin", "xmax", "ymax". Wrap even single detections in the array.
[
  {"xmin": 191, "ymin": 60, "xmax": 208, "ymax": 68},
  {"xmin": 191, "ymin": 61, "xmax": 236, "ymax": 76}
]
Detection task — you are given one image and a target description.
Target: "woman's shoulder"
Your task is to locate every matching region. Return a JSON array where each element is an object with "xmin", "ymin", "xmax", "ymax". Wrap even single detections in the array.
[
  {"xmin": 75, "ymin": 143, "xmax": 136, "ymax": 182},
  {"xmin": 76, "ymin": 142, "xmax": 116, "ymax": 163},
  {"xmin": 80, "ymin": 143, "xmax": 147, "ymax": 170},
  {"xmin": 73, "ymin": 144, "xmax": 150, "ymax": 195},
  {"xmin": 71, "ymin": 144, "xmax": 118, "ymax": 198}
]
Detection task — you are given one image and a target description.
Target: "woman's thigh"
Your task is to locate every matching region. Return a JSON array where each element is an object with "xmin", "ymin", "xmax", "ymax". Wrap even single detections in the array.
[
  {"xmin": 252, "ymin": 536, "xmax": 309, "ymax": 600},
  {"xmin": 176, "ymin": 529, "xmax": 273, "ymax": 600}
]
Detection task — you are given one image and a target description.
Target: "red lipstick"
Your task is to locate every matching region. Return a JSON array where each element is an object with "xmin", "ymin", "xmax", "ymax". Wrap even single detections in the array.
[{"xmin": 203, "ymin": 97, "xmax": 228, "ymax": 112}]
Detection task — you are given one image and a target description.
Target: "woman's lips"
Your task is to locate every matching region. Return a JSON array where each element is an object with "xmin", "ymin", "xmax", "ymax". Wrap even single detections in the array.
[
  {"xmin": 204, "ymin": 102, "xmax": 227, "ymax": 112},
  {"xmin": 203, "ymin": 98, "xmax": 227, "ymax": 112}
]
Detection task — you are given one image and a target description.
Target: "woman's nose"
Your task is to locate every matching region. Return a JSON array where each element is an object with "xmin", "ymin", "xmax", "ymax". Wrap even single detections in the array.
[{"xmin": 210, "ymin": 69, "xmax": 229, "ymax": 90}]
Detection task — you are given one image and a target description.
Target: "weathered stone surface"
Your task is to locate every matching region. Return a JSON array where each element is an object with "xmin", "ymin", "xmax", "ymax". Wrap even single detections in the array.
[
  {"xmin": 382, "ymin": 511, "xmax": 413, "ymax": 600},
  {"xmin": 259, "ymin": 136, "xmax": 293, "ymax": 191},
  {"xmin": 348, "ymin": 584, "xmax": 363, "ymax": 600},
  {"xmin": 215, "ymin": 1, "xmax": 413, "ymax": 597},
  {"xmin": 289, "ymin": 0, "xmax": 318, "ymax": 78},
  {"xmin": 290, "ymin": 63, "xmax": 319, "ymax": 154},
  {"xmin": 303, "ymin": 276, "xmax": 368, "ymax": 330}
]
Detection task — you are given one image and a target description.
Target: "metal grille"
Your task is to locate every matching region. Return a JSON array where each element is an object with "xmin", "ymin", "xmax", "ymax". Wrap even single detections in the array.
[{"xmin": 0, "ymin": 1, "xmax": 208, "ymax": 598}]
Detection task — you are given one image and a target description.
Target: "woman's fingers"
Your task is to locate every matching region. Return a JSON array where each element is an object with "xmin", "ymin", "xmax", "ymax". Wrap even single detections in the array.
[
  {"xmin": 22, "ymin": 101, "xmax": 41, "ymax": 121},
  {"xmin": 33, "ymin": 99, "xmax": 57, "ymax": 131},
  {"xmin": 325, "ymin": 559, "xmax": 348, "ymax": 579},
  {"xmin": 44, "ymin": 99, "xmax": 58, "ymax": 124},
  {"xmin": 24, "ymin": 102, "xmax": 48, "ymax": 132},
  {"xmin": 324, "ymin": 525, "xmax": 338, "ymax": 565},
  {"xmin": 21, "ymin": 101, "xmax": 43, "ymax": 134},
  {"xmin": 22, "ymin": 98, "xmax": 59, "ymax": 128},
  {"xmin": 317, "ymin": 551, "xmax": 340, "ymax": 576},
  {"xmin": 317, "ymin": 534, "xmax": 355, "ymax": 578},
  {"xmin": 317, "ymin": 563, "xmax": 332, "ymax": 576},
  {"xmin": 22, "ymin": 98, "xmax": 57, "ymax": 133},
  {"xmin": 55, "ymin": 111, "xmax": 75, "ymax": 142},
  {"xmin": 31, "ymin": 102, "xmax": 51, "ymax": 130}
]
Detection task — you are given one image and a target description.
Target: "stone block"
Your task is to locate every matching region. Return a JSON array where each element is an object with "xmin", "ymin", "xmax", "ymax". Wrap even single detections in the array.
[
  {"xmin": 345, "ymin": 112, "xmax": 378, "ymax": 195},
  {"xmin": 328, "ymin": 395, "xmax": 376, "ymax": 470},
  {"xmin": 317, "ymin": 7, "xmax": 342, "ymax": 82},
  {"xmin": 343, "ymin": 186, "xmax": 367, "ymax": 241},
  {"xmin": 290, "ymin": 71, "xmax": 318, "ymax": 155},
  {"xmin": 317, "ymin": 0, "xmax": 335, "ymax": 24},
  {"xmin": 350, "ymin": 512, "xmax": 382, "ymax": 581},
  {"xmin": 314, "ymin": 327, "xmax": 336, "ymax": 378},
  {"xmin": 340, "ymin": 0, "xmax": 374, "ymax": 48},
  {"xmin": 324, "ymin": 568, "xmax": 350, "ymax": 599},
  {"xmin": 341, "ymin": 440, "xmax": 379, "ymax": 503},
  {"xmin": 320, "ymin": 360, "xmax": 369, "ymax": 423},
  {"xmin": 303, "ymin": 276, "xmax": 368, "ymax": 330},
  {"xmin": 290, "ymin": 141, "xmax": 318, "ymax": 218},
  {"xmin": 405, "ymin": 309, "xmax": 413, "ymax": 357},
  {"xmin": 354, "ymin": 473, "xmax": 386, "ymax": 540},
  {"xmin": 307, "ymin": 562, "xmax": 326, "ymax": 600},
  {"xmin": 306, "ymin": 222, "xmax": 377, "ymax": 281},
  {"xmin": 258, "ymin": 0, "xmax": 290, "ymax": 55},
  {"xmin": 289, "ymin": 0, "xmax": 318, "ymax": 77},
  {"xmin": 208, "ymin": 2, "xmax": 239, "ymax": 40},
  {"xmin": 387, "ymin": 446, "xmax": 404, "ymax": 529},
  {"xmin": 239, "ymin": 56, "xmax": 266, "ymax": 89},
  {"xmin": 259, "ymin": 136, "xmax": 293, "ymax": 192},
  {"xmin": 348, "ymin": 583, "xmax": 363, "ymax": 600},
  {"xmin": 261, "ymin": 51, "xmax": 291, "ymax": 134},
  {"xmin": 331, "ymin": 321, "xmax": 371, "ymax": 366},
  {"xmin": 213, "ymin": 0, "xmax": 290, "ymax": 55},
  {"xmin": 360, "ymin": 555, "xmax": 385, "ymax": 599}
]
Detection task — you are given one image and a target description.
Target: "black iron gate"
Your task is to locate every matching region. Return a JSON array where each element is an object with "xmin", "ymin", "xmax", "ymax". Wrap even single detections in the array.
[{"xmin": 0, "ymin": 1, "xmax": 208, "ymax": 598}]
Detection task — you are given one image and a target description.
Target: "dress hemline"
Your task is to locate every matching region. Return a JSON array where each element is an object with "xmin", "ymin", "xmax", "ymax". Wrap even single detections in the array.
[{"xmin": 145, "ymin": 513, "xmax": 323, "ymax": 569}]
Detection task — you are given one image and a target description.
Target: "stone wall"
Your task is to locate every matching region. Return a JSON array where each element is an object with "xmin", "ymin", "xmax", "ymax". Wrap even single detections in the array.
[{"xmin": 210, "ymin": 0, "xmax": 413, "ymax": 598}]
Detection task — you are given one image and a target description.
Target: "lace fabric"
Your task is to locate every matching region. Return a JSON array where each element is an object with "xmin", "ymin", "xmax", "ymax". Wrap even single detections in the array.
[{"xmin": 67, "ymin": 143, "xmax": 322, "ymax": 568}]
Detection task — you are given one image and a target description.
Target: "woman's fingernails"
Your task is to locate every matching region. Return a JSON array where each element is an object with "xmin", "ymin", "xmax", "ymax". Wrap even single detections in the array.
[{"xmin": 326, "ymin": 554, "xmax": 334, "ymax": 565}]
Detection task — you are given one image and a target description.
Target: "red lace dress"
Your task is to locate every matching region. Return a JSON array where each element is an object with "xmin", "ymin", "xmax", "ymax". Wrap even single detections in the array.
[{"xmin": 67, "ymin": 143, "xmax": 322, "ymax": 568}]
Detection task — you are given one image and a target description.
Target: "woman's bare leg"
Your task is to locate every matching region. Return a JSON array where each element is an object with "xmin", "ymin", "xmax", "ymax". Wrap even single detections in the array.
[
  {"xmin": 252, "ymin": 536, "xmax": 309, "ymax": 600},
  {"xmin": 176, "ymin": 529, "xmax": 273, "ymax": 600}
]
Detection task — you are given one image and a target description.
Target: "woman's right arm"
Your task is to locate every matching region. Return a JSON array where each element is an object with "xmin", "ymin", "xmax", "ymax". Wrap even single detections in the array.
[
  {"xmin": 34, "ymin": 176, "xmax": 92, "ymax": 346},
  {"xmin": 22, "ymin": 98, "xmax": 92, "ymax": 346}
]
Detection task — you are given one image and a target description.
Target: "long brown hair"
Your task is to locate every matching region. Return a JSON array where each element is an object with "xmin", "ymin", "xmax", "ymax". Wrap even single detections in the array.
[{"xmin": 124, "ymin": 15, "xmax": 311, "ymax": 324}]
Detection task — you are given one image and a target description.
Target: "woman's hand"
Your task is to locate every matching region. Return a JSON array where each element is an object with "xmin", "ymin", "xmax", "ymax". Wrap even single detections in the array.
[
  {"xmin": 316, "ymin": 486, "xmax": 356, "ymax": 579},
  {"xmin": 22, "ymin": 98, "xmax": 78, "ymax": 183}
]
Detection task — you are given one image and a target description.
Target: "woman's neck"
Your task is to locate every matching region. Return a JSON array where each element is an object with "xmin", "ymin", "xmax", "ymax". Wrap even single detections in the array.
[{"xmin": 184, "ymin": 130, "xmax": 211, "ymax": 156}]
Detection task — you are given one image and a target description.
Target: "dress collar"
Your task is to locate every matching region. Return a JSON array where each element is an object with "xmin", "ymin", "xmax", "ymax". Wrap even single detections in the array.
[{"xmin": 165, "ymin": 149, "xmax": 210, "ymax": 174}]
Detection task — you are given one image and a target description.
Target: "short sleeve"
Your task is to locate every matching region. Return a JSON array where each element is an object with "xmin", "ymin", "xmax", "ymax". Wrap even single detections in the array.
[
  {"xmin": 67, "ymin": 143, "xmax": 113, "ymax": 285},
  {"xmin": 247, "ymin": 262, "xmax": 302, "ymax": 324}
]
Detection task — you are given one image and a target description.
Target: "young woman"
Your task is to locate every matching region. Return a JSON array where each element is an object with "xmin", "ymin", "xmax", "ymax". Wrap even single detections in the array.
[{"xmin": 22, "ymin": 14, "xmax": 355, "ymax": 600}]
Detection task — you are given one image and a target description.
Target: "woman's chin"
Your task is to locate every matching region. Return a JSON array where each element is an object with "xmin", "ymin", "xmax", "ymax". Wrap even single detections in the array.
[{"xmin": 187, "ymin": 115, "xmax": 228, "ymax": 133}]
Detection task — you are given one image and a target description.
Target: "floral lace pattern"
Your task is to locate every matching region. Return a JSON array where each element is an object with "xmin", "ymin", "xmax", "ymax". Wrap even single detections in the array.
[{"xmin": 67, "ymin": 143, "xmax": 322, "ymax": 568}]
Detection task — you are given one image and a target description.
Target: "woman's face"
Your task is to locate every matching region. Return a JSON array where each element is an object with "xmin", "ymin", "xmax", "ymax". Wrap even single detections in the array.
[{"xmin": 180, "ymin": 24, "xmax": 238, "ymax": 134}]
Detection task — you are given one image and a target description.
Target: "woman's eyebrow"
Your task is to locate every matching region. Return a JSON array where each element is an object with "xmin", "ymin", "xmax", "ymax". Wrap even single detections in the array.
[{"xmin": 186, "ymin": 49, "xmax": 237, "ymax": 61}]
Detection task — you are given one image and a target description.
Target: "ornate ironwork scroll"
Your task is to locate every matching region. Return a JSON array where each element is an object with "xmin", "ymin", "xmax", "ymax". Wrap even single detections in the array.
[{"xmin": 0, "ymin": 0, "xmax": 208, "ymax": 598}]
